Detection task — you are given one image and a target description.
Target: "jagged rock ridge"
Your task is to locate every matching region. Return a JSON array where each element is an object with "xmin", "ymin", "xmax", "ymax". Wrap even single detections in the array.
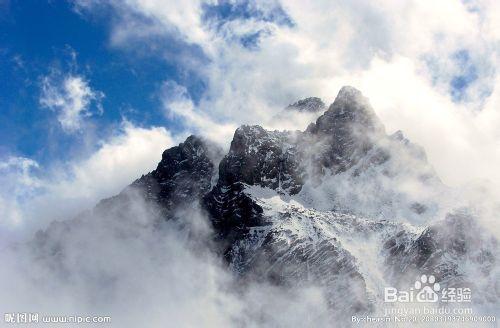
[{"xmin": 286, "ymin": 96, "xmax": 325, "ymax": 112}]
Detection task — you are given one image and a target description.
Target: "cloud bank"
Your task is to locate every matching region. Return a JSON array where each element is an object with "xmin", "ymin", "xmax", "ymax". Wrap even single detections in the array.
[
  {"xmin": 0, "ymin": 189, "xmax": 332, "ymax": 327},
  {"xmin": 0, "ymin": 122, "xmax": 175, "ymax": 242}
]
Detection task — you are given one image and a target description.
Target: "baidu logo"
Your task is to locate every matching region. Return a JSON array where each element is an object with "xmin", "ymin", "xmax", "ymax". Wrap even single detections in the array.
[
  {"xmin": 384, "ymin": 274, "xmax": 471, "ymax": 303},
  {"xmin": 413, "ymin": 274, "xmax": 440, "ymax": 302}
]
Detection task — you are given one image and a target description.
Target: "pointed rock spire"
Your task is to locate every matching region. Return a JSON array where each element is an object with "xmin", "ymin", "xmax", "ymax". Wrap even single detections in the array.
[
  {"xmin": 310, "ymin": 86, "xmax": 385, "ymax": 136},
  {"xmin": 286, "ymin": 97, "xmax": 325, "ymax": 112}
]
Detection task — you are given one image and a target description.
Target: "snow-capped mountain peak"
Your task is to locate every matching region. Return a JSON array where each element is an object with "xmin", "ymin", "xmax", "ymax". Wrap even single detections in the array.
[{"xmin": 31, "ymin": 87, "xmax": 500, "ymax": 322}]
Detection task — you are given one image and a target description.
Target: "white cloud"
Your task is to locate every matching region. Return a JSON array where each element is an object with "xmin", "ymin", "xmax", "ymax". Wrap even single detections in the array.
[
  {"xmin": 40, "ymin": 73, "xmax": 104, "ymax": 132},
  {"xmin": 0, "ymin": 157, "xmax": 40, "ymax": 228},
  {"xmin": 0, "ymin": 189, "xmax": 332, "ymax": 327},
  {"xmin": 0, "ymin": 123, "xmax": 176, "ymax": 239},
  {"xmin": 161, "ymin": 81, "xmax": 237, "ymax": 144},
  {"xmin": 47, "ymin": 122, "xmax": 174, "ymax": 200}
]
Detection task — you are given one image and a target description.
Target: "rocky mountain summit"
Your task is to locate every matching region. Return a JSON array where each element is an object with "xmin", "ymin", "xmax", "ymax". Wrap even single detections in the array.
[
  {"xmin": 33, "ymin": 86, "xmax": 499, "ymax": 319},
  {"xmin": 286, "ymin": 97, "xmax": 325, "ymax": 112}
]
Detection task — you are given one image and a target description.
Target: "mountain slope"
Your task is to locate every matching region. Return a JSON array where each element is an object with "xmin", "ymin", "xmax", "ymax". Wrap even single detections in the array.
[{"xmin": 32, "ymin": 86, "xmax": 500, "ymax": 322}]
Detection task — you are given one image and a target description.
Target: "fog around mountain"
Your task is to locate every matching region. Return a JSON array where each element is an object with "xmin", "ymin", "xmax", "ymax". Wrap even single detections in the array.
[{"xmin": 1, "ymin": 87, "xmax": 498, "ymax": 327}]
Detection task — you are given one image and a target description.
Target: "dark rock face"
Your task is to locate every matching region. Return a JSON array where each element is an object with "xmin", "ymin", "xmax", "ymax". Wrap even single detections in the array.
[
  {"xmin": 127, "ymin": 135, "xmax": 221, "ymax": 213},
  {"xmin": 286, "ymin": 97, "xmax": 325, "ymax": 112},
  {"xmin": 216, "ymin": 126, "xmax": 303, "ymax": 193},
  {"xmin": 204, "ymin": 182, "xmax": 264, "ymax": 248}
]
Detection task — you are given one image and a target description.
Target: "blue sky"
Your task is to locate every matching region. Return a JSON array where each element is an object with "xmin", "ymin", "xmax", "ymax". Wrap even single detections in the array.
[
  {"xmin": 0, "ymin": 0, "xmax": 486, "ymax": 167},
  {"xmin": 0, "ymin": 0, "xmax": 295, "ymax": 168},
  {"xmin": 1, "ymin": 0, "xmax": 500, "ymax": 234},
  {"xmin": 0, "ymin": 1, "xmax": 186, "ymax": 166}
]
